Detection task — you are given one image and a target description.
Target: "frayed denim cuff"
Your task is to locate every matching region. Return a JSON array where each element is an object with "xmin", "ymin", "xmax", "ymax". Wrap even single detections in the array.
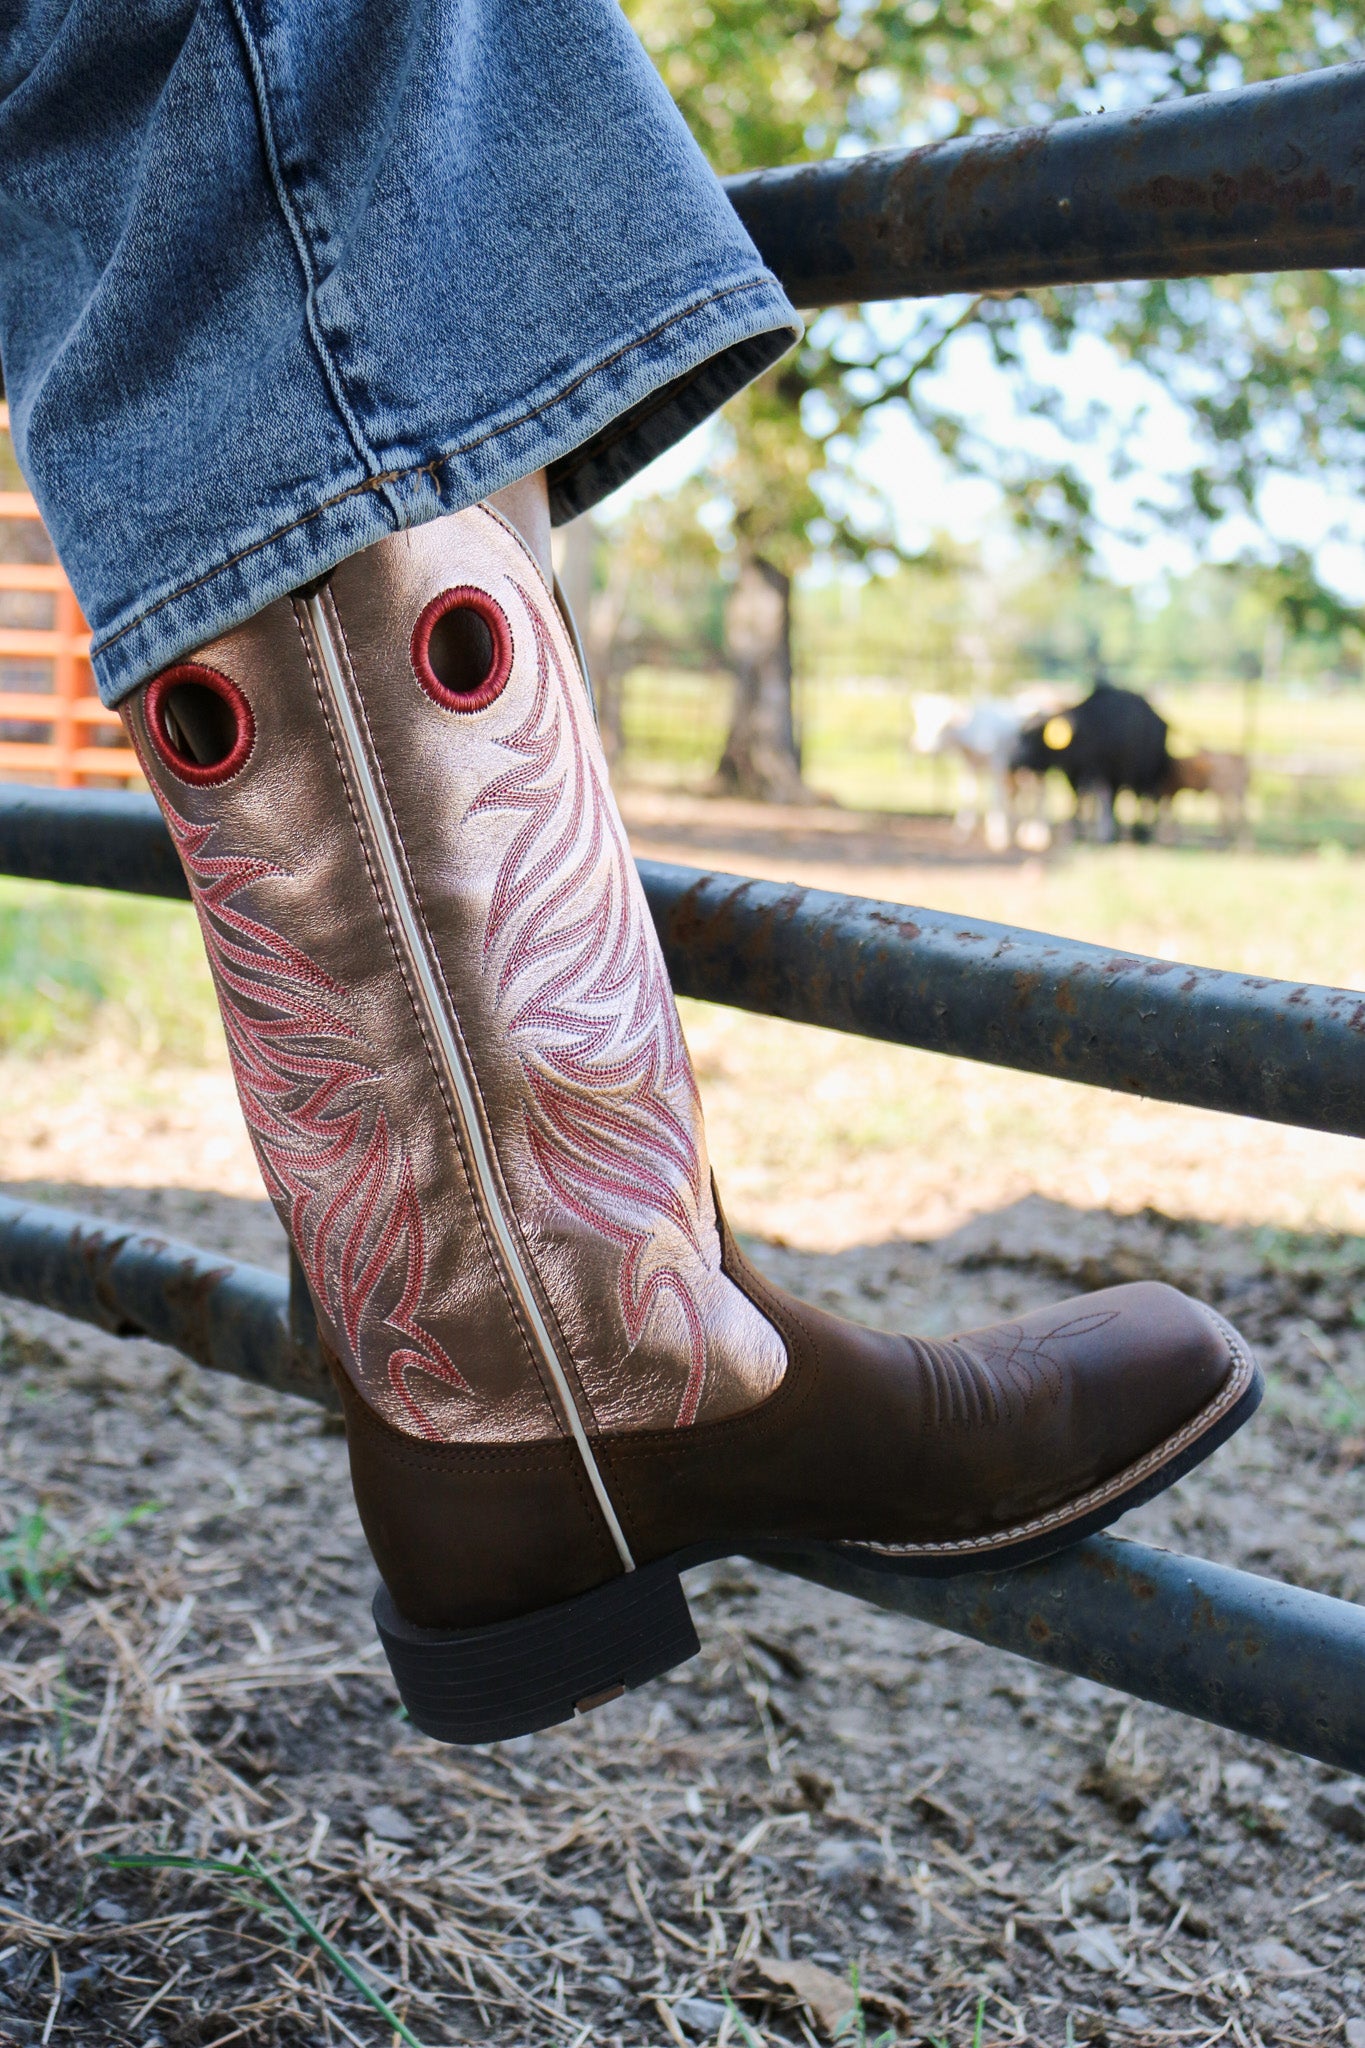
[{"xmin": 87, "ymin": 274, "xmax": 796, "ymax": 706}]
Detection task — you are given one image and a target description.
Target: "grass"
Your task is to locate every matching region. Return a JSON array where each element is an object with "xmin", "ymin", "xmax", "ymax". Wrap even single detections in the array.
[
  {"xmin": 0, "ymin": 1502, "xmax": 159, "ymax": 1612},
  {"xmin": 721, "ymin": 1963, "xmax": 898, "ymax": 2047},
  {"xmin": 840, "ymin": 838, "xmax": 1365, "ymax": 989},
  {"xmin": 926, "ymin": 1994, "xmax": 989, "ymax": 2048},
  {"xmin": 0, "ymin": 877, "xmax": 221, "ymax": 1061},
  {"xmin": 832, "ymin": 1963, "xmax": 897, "ymax": 2048},
  {"xmin": 1320, "ymin": 1372, "xmax": 1365, "ymax": 1438},
  {"xmin": 669, "ymin": 835, "xmax": 1365, "ymax": 1248},
  {"xmin": 103, "ymin": 1852, "xmax": 427, "ymax": 2047}
]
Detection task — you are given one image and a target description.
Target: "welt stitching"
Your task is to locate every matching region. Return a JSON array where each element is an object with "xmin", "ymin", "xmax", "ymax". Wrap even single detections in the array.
[
  {"xmin": 305, "ymin": 591, "xmax": 548, "ymax": 1405},
  {"xmin": 94, "ymin": 276, "xmax": 777, "ymax": 659},
  {"xmin": 863, "ymin": 1343, "xmax": 1254, "ymax": 1558}
]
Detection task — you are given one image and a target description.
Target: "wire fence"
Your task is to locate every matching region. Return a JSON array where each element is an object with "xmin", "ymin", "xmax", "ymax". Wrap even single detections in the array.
[{"xmin": 616, "ymin": 662, "xmax": 1365, "ymax": 847}]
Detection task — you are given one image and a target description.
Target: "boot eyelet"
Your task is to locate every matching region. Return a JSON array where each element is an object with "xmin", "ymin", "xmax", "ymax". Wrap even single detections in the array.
[
  {"xmin": 411, "ymin": 588, "xmax": 513, "ymax": 713},
  {"xmin": 145, "ymin": 664, "xmax": 255, "ymax": 784}
]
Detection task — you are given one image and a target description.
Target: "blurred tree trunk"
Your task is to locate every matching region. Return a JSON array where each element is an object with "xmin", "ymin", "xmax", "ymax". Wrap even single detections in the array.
[
  {"xmin": 714, "ymin": 552, "xmax": 809, "ymax": 802},
  {"xmin": 557, "ymin": 515, "xmax": 626, "ymax": 763}
]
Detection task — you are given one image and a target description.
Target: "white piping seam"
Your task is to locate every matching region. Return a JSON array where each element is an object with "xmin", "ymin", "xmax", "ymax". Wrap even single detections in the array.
[{"xmin": 301, "ymin": 593, "xmax": 636, "ymax": 1573}]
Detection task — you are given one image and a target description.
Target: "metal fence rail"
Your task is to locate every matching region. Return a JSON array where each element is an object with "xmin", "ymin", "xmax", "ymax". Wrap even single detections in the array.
[
  {"xmin": 0, "ymin": 1194, "xmax": 331, "ymax": 1410},
  {"xmin": 4, "ymin": 784, "xmax": 1363, "ymax": 1137},
  {"xmin": 2, "ymin": 1190, "xmax": 1360, "ymax": 1773},
  {"xmin": 0, "ymin": 784, "xmax": 187, "ymax": 898},
  {"xmin": 726, "ymin": 62, "xmax": 1365, "ymax": 305}
]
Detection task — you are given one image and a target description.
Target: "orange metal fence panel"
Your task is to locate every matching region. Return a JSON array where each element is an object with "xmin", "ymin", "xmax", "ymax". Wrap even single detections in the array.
[{"xmin": 0, "ymin": 404, "xmax": 141, "ymax": 789}]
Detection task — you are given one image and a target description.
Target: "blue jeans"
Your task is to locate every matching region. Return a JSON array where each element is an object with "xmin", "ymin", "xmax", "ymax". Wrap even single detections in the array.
[{"xmin": 0, "ymin": 0, "xmax": 798, "ymax": 706}]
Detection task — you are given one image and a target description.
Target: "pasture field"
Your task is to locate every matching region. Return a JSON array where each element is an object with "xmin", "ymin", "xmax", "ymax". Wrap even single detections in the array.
[
  {"xmin": 619, "ymin": 666, "xmax": 1365, "ymax": 842},
  {"xmin": 0, "ymin": 806, "xmax": 1362, "ymax": 2044}
]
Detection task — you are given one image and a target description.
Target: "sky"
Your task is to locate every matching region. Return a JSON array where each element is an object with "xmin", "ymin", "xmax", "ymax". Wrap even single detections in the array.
[{"xmin": 608, "ymin": 297, "xmax": 1365, "ymax": 604}]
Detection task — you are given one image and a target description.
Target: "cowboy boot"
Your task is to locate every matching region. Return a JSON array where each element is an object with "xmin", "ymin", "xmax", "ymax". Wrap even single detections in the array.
[{"xmin": 121, "ymin": 483, "xmax": 1260, "ymax": 1743}]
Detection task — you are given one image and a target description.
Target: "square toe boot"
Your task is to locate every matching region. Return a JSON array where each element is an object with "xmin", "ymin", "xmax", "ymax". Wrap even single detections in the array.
[{"xmin": 121, "ymin": 497, "xmax": 1261, "ymax": 1744}]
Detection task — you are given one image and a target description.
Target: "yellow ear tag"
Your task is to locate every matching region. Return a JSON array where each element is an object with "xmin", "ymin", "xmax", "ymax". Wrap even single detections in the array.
[{"xmin": 1042, "ymin": 716, "xmax": 1074, "ymax": 751}]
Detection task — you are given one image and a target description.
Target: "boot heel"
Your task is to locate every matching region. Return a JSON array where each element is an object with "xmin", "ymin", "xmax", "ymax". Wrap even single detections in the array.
[{"xmin": 373, "ymin": 1558, "xmax": 700, "ymax": 1744}]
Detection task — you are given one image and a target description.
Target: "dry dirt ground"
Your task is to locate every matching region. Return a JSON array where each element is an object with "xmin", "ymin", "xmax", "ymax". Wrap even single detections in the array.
[{"xmin": 0, "ymin": 795, "xmax": 1362, "ymax": 2048}]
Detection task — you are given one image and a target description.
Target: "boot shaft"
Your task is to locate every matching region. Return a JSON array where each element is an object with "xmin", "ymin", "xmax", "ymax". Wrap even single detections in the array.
[{"xmin": 123, "ymin": 507, "xmax": 787, "ymax": 1462}]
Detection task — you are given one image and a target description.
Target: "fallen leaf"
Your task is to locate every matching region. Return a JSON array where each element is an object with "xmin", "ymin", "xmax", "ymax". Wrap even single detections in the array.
[{"xmin": 746, "ymin": 1956, "xmax": 910, "ymax": 2039}]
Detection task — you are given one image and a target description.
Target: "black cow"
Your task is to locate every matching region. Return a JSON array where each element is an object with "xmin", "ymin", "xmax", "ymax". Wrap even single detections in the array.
[{"xmin": 1013, "ymin": 682, "xmax": 1171, "ymax": 842}]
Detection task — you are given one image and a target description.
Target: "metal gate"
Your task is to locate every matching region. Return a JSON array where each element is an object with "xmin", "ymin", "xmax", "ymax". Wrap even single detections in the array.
[{"xmin": 1, "ymin": 61, "xmax": 1363, "ymax": 1769}]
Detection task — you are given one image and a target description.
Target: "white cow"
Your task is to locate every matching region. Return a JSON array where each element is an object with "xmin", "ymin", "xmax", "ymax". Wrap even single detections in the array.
[{"xmin": 912, "ymin": 688, "xmax": 1065, "ymax": 851}]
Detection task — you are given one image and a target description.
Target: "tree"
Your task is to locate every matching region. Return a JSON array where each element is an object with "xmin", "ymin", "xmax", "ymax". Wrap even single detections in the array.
[
  {"xmin": 620, "ymin": 0, "xmax": 1365, "ymax": 797},
  {"xmin": 563, "ymin": 481, "xmax": 733, "ymax": 764}
]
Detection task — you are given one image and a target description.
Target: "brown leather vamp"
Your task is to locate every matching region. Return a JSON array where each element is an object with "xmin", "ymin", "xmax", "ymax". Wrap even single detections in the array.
[
  {"xmin": 333, "ymin": 1223, "xmax": 1239, "ymax": 1629},
  {"xmin": 599, "ymin": 1223, "xmax": 1233, "ymax": 1564}
]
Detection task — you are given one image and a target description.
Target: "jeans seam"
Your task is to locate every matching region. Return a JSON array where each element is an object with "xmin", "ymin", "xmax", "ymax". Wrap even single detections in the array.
[
  {"xmin": 92, "ymin": 274, "xmax": 781, "ymax": 661},
  {"xmin": 224, "ymin": 0, "xmax": 402, "ymax": 525}
]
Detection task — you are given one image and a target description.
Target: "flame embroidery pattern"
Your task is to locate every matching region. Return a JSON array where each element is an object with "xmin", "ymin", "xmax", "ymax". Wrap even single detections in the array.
[
  {"xmin": 159, "ymin": 794, "xmax": 467, "ymax": 1438},
  {"xmin": 471, "ymin": 592, "xmax": 712, "ymax": 1426}
]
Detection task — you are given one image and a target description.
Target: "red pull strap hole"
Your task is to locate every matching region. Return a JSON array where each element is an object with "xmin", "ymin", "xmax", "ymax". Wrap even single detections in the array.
[
  {"xmin": 411, "ymin": 589, "xmax": 513, "ymax": 712},
  {"xmin": 145, "ymin": 665, "xmax": 255, "ymax": 784}
]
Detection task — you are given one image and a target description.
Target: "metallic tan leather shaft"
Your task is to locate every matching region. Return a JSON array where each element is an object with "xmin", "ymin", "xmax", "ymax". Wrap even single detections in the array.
[{"xmin": 121, "ymin": 506, "xmax": 787, "ymax": 1477}]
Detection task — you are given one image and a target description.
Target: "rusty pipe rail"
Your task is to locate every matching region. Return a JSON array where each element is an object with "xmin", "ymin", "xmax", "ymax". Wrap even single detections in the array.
[
  {"xmin": 754, "ymin": 1536, "xmax": 1365, "ymax": 1774},
  {"xmin": 725, "ymin": 61, "xmax": 1365, "ymax": 305},
  {"xmin": 0, "ymin": 1195, "xmax": 336, "ymax": 1410},
  {"xmin": 1, "ymin": 1190, "xmax": 1360, "ymax": 1771},
  {"xmin": 3, "ymin": 785, "xmax": 1363, "ymax": 1137},
  {"xmin": 638, "ymin": 861, "xmax": 1365, "ymax": 1137}
]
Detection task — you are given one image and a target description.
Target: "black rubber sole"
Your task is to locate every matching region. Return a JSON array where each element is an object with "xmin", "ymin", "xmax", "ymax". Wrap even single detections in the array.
[
  {"xmin": 374, "ymin": 1556, "xmax": 701, "ymax": 1745},
  {"xmin": 376, "ymin": 1339, "xmax": 1263, "ymax": 1746}
]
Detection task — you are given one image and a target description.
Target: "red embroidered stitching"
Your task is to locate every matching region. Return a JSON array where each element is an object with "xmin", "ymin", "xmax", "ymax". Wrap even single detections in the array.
[
  {"xmin": 160, "ymin": 794, "xmax": 466, "ymax": 1436},
  {"xmin": 145, "ymin": 664, "xmax": 256, "ymax": 785},
  {"xmin": 411, "ymin": 587, "xmax": 513, "ymax": 713},
  {"xmin": 471, "ymin": 592, "xmax": 711, "ymax": 1426}
]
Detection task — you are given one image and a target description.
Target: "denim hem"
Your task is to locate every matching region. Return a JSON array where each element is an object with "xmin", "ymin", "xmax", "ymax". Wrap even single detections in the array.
[{"xmin": 90, "ymin": 273, "xmax": 799, "ymax": 706}]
